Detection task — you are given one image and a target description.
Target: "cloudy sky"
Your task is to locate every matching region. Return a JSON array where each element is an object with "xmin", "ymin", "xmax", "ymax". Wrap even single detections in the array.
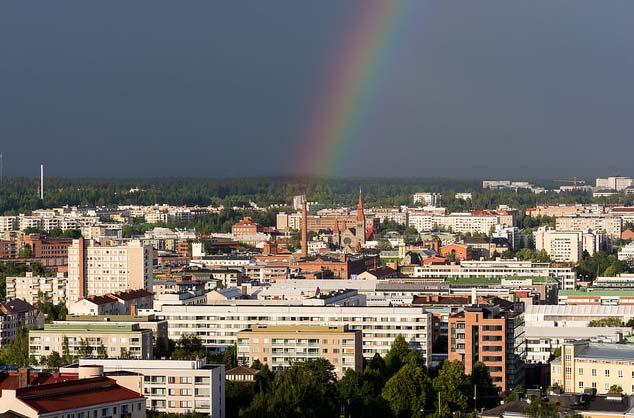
[{"xmin": 1, "ymin": 1, "xmax": 633, "ymax": 178}]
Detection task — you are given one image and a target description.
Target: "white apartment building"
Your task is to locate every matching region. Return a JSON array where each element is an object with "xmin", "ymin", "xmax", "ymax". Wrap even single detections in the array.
[
  {"xmin": 0, "ymin": 216, "xmax": 18, "ymax": 232},
  {"xmin": 524, "ymin": 326, "xmax": 629, "ymax": 364},
  {"xmin": 67, "ymin": 359, "xmax": 225, "ymax": 418},
  {"xmin": 619, "ymin": 242, "xmax": 634, "ymax": 262},
  {"xmin": 455, "ymin": 193, "xmax": 472, "ymax": 201},
  {"xmin": 151, "ymin": 304, "xmax": 433, "ymax": 367},
  {"xmin": 595, "ymin": 176, "xmax": 634, "ymax": 191},
  {"xmin": 412, "ymin": 259, "xmax": 577, "ymax": 290},
  {"xmin": 533, "ymin": 228, "xmax": 602, "ymax": 263},
  {"xmin": 413, "ymin": 193, "xmax": 442, "ymax": 207},
  {"xmin": 66, "ymin": 239, "xmax": 153, "ymax": 305},
  {"xmin": 407, "ymin": 212, "xmax": 502, "ymax": 234},
  {"xmin": 5, "ymin": 272, "xmax": 67, "ymax": 305},
  {"xmin": 556, "ymin": 215, "xmax": 622, "ymax": 238}
]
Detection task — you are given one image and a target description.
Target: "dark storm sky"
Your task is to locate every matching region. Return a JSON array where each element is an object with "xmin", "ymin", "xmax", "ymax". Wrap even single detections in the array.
[{"xmin": 1, "ymin": 1, "xmax": 633, "ymax": 179}]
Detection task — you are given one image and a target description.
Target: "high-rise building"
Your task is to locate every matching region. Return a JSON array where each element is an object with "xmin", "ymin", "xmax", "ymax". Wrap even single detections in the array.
[
  {"xmin": 66, "ymin": 239, "xmax": 153, "ymax": 305},
  {"xmin": 448, "ymin": 300, "xmax": 525, "ymax": 392}
]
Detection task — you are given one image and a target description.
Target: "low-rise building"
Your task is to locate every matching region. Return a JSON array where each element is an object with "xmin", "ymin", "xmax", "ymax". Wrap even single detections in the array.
[
  {"xmin": 68, "ymin": 289, "xmax": 153, "ymax": 316},
  {"xmin": 63, "ymin": 359, "xmax": 225, "ymax": 418},
  {"xmin": 558, "ymin": 289, "xmax": 634, "ymax": 306},
  {"xmin": 0, "ymin": 374, "xmax": 145, "ymax": 418},
  {"xmin": 29, "ymin": 322, "xmax": 153, "ymax": 362},
  {"xmin": 236, "ymin": 325, "xmax": 362, "ymax": 378},
  {"xmin": 552, "ymin": 341, "xmax": 634, "ymax": 394}
]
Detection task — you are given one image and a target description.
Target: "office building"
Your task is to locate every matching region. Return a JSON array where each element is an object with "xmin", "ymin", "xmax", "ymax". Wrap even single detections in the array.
[
  {"xmin": 236, "ymin": 325, "xmax": 362, "ymax": 378},
  {"xmin": 534, "ymin": 228, "xmax": 603, "ymax": 263},
  {"xmin": 67, "ymin": 238, "xmax": 153, "ymax": 305},
  {"xmin": 595, "ymin": 176, "xmax": 634, "ymax": 192}
]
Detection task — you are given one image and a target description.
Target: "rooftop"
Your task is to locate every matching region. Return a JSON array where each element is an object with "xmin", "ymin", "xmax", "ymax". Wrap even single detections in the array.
[
  {"xmin": 576, "ymin": 343, "xmax": 634, "ymax": 361},
  {"xmin": 239, "ymin": 325, "xmax": 353, "ymax": 334}
]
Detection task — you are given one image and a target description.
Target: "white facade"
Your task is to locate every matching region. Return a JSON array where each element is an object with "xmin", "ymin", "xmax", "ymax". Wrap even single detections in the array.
[
  {"xmin": 455, "ymin": 193, "xmax": 472, "ymax": 201},
  {"xmin": 524, "ymin": 305, "xmax": 634, "ymax": 328},
  {"xmin": 533, "ymin": 228, "xmax": 602, "ymax": 263},
  {"xmin": 412, "ymin": 259, "xmax": 577, "ymax": 290},
  {"xmin": 556, "ymin": 215, "xmax": 622, "ymax": 238},
  {"xmin": 595, "ymin": 176, "xmax": 634, "ymax": 191},
  {"xmin": 413, "ymin": 193, "xmax": 442, "ymax": 207},
  {"xmin": 71, "ymin": 359, "xmax": 225, "ymax": 418},
  {"xmin": 151, "ymin": 304, "xmax": 433, "ymax": 367},
  {"xmin": 5, "ymin": 272, "xmax": 67, "ymax": 305},
  {"xmin": 619, "ymin": 242, "xmax": 634, "ymax": 262}
]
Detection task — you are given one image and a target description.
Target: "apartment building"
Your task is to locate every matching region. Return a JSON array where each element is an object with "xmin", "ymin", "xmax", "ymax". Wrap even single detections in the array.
[
  {"xmin": 17, "ymin": 234, "xmax": 72, "ymax": 260},
  {"xmin": 408, "ymin": 213, "xmax": 502, "ymax": 235},
  {"xmin": 595, "ymin": 176, "xmax": 634, "ymax": 191},
  {"xmin": 0, "ymin": 300, "xmax": 45, "ymax": 346},
  {"xmin": 67, "ymin": 238, "xmax": 153, "ymax": 305},
  {"xmin": 448, "ymin": 301, "xmax": 525, "ymax": 392},
  {"xmin": 236, "ymin": 325, "xmax": 362, "ymax": 378},
  {"xmin": 556, "ymin": 215, "xmax": 622, "ymax": 238},
  {"xmin": 525, "ymin": 326, "xmax": 628, "ymax": 363},
  {"xmin": 29, "ymin": 322, "xmax": 153, "ymax": 362},
  {"xmin": 0, "ymin": 239, "xmax": 15, "ymax": 258},
  {"xmin": 552, "ymin": 341, "xmax": 634, "ymax": 394},
  {"xmin": 152, "ymin": 304, "xmax": 433, "ymax": 367},
  {"xmin": 0, "ymin": 375, "xmax": 146, "ymax": 418},
  {"xmin": 0, "ymin": 216, "xmax": 18, "ymax": 233},
  {"xmin": 412, "ymin": 259, "xmax": 577, "ymax": 290},
  {"xmin": 526, "ymin": 204, "xmax": 603, "ymax": 218},
  {"xmin": 533, "ymin": 228, "xmax": 603, "ymax": 263},
  {"xmin": 413, "ymin": 193, "xmax": 442, "ymax": 207},
  {"xmin": 65, "ymin": 359, "xmax": 225, "ymax": 418},
  {"xmin": 619, "ymin": 242, "xmax": 634, "ymax": 262},
  {"xmin": 5, "ymin": 272, "xmax": 67, "ymax": 305}
]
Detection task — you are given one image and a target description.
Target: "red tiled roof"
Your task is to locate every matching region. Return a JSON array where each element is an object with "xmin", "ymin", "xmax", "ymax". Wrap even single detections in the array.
[
  {"xmin": 16, "ymin": 377, "xmax": 142, "ymax": 413},
  {"xmin": 83, "ymin": 294, "xmax": 118, "ymax": 306},
  {"xmin": 113, "ymin": 289, "xmax": 153, "ymax": 301},
  {"xmin": 0, "ymin": 372, "xmax": 79, "ymax": 392}
]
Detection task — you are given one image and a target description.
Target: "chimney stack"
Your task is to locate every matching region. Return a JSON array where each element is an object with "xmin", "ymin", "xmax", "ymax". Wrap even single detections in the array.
[
  {"xmin": 18, "ymin": 367, "xmax": 29, "ymax": 388},
  {"xmin": 301, "ymin": 195, "xmax": 308, "ymax": 258},
  {"xmin": 40, "ymin": 162, "xmax": 44, "ymax": 200}
]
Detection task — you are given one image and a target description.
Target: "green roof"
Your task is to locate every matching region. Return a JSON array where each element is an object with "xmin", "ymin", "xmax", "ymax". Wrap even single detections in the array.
[
  {"xmin": 560, "ymin": 289, "xmax": 634, "ymax": 297},
  {"xmin": 31, "ymin": 323, "xmax": 144, "ymax": 333}
]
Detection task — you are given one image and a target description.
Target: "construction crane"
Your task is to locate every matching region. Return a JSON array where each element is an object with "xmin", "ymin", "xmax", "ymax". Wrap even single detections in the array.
[{"xmin": 554, "ymin": 177, "xmax": 586, "ymax": 187}]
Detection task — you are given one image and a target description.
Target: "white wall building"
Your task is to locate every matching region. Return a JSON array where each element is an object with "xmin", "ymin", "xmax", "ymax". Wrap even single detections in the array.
[
  {"xmin": 533, "ymin": 227, "xmax": 603, "ymax": 263},
  {"xmin": 150, "ymin": 304, "xmax": 433, "ymax": 367},
  {"xmin": 595, "ymin": 176, "xmax": 634, "ymax": 191},
  {"xmin": 556, "ymin": 215, "xmax": 622, "ymax": 238},
  {"xmin": 413, "ymin": 193, "xmax": 442, "ymax": 207}
]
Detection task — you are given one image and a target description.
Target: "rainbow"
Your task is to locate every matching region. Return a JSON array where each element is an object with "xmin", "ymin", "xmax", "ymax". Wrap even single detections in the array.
[{"xmin": 294, "ymin": 0, "xmax": 411, "ymax": 176}]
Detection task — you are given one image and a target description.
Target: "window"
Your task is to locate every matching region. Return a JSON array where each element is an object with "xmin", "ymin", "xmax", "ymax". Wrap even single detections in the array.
[
  {"xmin": 578, "ymin": 368, "xmax": 583, "ymax": 375},
  {"xmin": 578, "ymin": 381, "xmax": 584, "ymax": 388},
  {"xmin": 605, "ymin": 383, "xmax": 610, "ymax": 391},
  {"xmin": 592, "ymin": 369, "xmax": 597, "ymax": 377},
  {"xmin": 180, "ymin": 376, "xmax": 192, "ymax": 384},
  {"xmin": 619, "ymin": 370, "xmax": 624, "ymax": 378},
  {"xmin": 605, "ymin": 370, "xmax": 610, "ymax": 377},
  {"xmin": 101, "ymin": 409, "xmax": 108, "ymax": 417}
]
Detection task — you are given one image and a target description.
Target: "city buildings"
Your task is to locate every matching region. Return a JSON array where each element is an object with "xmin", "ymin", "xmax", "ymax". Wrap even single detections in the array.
[
  {"xmin": 68, "ymin": 289, "xmax": 154, "ymax": 315},
  {"xmin": 64, "ymin": 359, "xmax": 225, "ymax": 418},
  {"xmin": 619, "ymin": 242, "xmax": 634, "ymax": 262},
  {"xmin": 5, "ymin": 272, "xmax": 67, "ymax": 305},
  {"xmin": 448, "ymin": 300, "xmax": 525, "ymax": 392},
  {"xmin": 28, "ymin": 322, "xmax": 154, "ymax": 362},
  {"xmin": 552, "ymin": 341, "xmax": 634, "ymax": 394},
  {"xmin": 66, "ymin": 238, "xmax": 153, "ymax": 305},
  {"xmin": 231, "ymin": 217, "xmax": 263, "ymax": 236},
  {"xmin": 236, "ymin": 325, "xmax": 362, "ymax": 378},
  {"xmin": 151, "ymin": 304, "xmax": 433, "ymax": 366}
]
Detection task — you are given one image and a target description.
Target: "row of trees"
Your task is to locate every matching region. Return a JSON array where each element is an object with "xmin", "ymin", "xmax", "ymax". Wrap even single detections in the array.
[{"xmin": 228, "ymin": 335, "xmax": 501, "ymax": 418}]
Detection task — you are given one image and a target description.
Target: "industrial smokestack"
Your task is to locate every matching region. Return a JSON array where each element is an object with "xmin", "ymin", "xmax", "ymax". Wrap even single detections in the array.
[
  {"xmin": 40, "ymin": 162, "xmax": 44, "ymax": 200},
  {"xmin": 301, "ymin": 195, "xmax": 308, "ymax": 258}
]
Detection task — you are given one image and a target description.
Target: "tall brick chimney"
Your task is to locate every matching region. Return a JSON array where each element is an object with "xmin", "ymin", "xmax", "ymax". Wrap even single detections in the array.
[
  {"xmin": 301, "ymin": 196, "xmax": 308, "ymax": 258},
  {"xmin": 78, "ymin": 237, "xmax": 87, "ymax": 300},
  {"xmin": 18, "ymin": 367, "xmax": 29, "ymax": 388}
]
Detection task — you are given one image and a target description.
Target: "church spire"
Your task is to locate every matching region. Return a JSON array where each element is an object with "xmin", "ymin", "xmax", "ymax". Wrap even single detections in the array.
[{"xmin": 356, "ymin": 188, "xmax": 364, "ymax": 222}]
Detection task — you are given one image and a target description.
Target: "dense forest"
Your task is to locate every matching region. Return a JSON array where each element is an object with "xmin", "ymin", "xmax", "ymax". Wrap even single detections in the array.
[{"xmin": 1, "ymin": 176, "xmax": 626, "ymax": 216}]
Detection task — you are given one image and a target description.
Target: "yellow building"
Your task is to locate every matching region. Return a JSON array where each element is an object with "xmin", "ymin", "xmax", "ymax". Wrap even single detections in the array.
[
  {"xmin": 236, "ymin": 325, "xmax": 362, "ymax": 378},
  {"xmin": 551, "ymin": 341, "xmax": 634, "ymax": 395}
]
